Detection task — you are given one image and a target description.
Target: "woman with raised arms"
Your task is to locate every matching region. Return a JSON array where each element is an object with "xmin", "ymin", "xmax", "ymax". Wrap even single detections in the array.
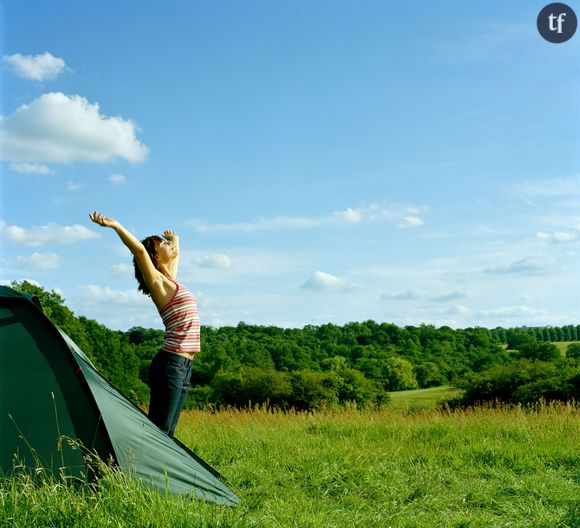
[{"xmin": 89, "ymin": 212, "xmax": 200, "ymax": 438}]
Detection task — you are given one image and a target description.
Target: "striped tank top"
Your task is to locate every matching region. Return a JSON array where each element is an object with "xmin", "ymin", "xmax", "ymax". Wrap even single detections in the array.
[{"xmin": 159, "ymin": 279, "xmax": 200, "ymax": 356}]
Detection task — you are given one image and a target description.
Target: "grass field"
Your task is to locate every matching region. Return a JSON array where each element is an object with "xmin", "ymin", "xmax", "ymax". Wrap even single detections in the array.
[
  {"xmin": 2, "ymin": 395, "xmax": 578, "ymax": 528},
  {"xmin": 387, "ymin": 385, "xmax": 463, "ymax": 411},
  {"xmin": 555, "ymin": 341, "xmax": 579, "ymax": 355}
]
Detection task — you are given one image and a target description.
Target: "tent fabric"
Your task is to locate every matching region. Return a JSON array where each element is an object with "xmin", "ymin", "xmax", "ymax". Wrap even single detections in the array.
[{"xmin": 0, "ymin": 286, "xmax": 239, "ymax": 506}]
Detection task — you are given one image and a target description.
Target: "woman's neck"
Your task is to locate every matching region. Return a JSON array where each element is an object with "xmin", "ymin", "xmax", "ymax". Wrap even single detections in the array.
[{"xmin": 158, "ymin": 264, "xmax": 175, "ymax": 280}]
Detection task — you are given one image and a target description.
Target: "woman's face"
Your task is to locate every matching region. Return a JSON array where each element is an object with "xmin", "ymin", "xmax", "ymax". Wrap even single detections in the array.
[{"xmin": 156, "ymin": 239, "xmax": 178, "ymax": 264}]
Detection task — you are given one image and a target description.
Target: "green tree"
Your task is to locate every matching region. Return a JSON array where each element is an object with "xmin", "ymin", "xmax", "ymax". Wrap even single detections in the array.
[
  {"xmin": 288, "ymin": 371, "xmax": 338, "ymax": 411},
  {"xmin": 519, "ymin": 341, "xmax": 561, "ymax": 362},
  {"xmin": 455, "ymin": 358, "xmax": 579, "ymax": 406},
  {"xmin": 384, "ymin": 357, "xmax": 418, "ymax": 391},
  {"xmin": 325, "ymin": 368, "xmax": 383, "ymax": 408},
  {"xmin": 506, "ymin": 329, "xmax": 536, "ymax": 350},
  {"xmin": 414, "ymin": 361, "xmax": 446, "ymax": 388}
]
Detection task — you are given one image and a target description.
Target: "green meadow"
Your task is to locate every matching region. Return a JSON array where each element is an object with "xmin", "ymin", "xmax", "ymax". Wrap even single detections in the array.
[
  {"xmin": 1, "ymin": 398, "xmax": 578, "ymax": 528},
  {"xmin": 387, "ymin": 385, "xmax": 463, "ymax": 411},
  {"xmin": 555, "ymin": 341, "xmax": 579, "ymax": 355}
]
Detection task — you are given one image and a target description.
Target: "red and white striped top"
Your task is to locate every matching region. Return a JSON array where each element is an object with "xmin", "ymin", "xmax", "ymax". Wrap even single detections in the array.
[{"xmin": 159, "ymin": 279, "xmax": 200, "ymax": 356}]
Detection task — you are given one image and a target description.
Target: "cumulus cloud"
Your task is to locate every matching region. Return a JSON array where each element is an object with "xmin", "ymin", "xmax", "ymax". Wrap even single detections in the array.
[
  {"xmin": 110, "ymin": 263, "xmax": 133, "ymax": 277},
  {"xmin": 9, "ymin": 162, "xmax": 54, "ymax": 174},
  {"xmin": 196, "ymin": 254, "xmax": 232, "ymax": 269},
  {"xmin": 301, "ymin": 271, "xmax": 345, "ymax": 290},
  {"xmin": 333, "ymin": 207, "xmax": 363, "ymax": 224},
  {"xmin": 483, "ymin": 256, "xmax": 556, "ymax": 275},
  {"xmin": 2, "ymin": 52, "xmax": 67, "ymax": 81},
  {"xmin": 0, "ymin": 220, "xmax": 100, "ymax": 246},
  {"xmin": 397, "ymin": 216, "xmax": 424, "ymax": 229},
  {"xmin": 108, "ymin": 174, "xmax": 127, "ymax": 186},
  {"xmin": 0, "ymin": 92, "xmax": 149, "ymax": 164},
  {"xmin": 5, "ymin": 252, "xmax": 61, "ymax": 271},
  {"xmin": 188, "ymin": 215, "xmax": 319, "ymax": 234},
  {"xmin": 80, "ymin": 285, "xmax": 149, "ymax": 305},
  {"xmin": 188, "ymin": 203, "xmax": 425, "ymax": 234},
  {"xmin": 537, "ymin": 228, "xmax": 580, "ymax": 244},
  {"xmin": 445, "ymin": 304, "xmax": 470, "ymax": 315},
  {"xmin": 67, "ymin": 181, "xmax": 87, "ymax": 191}
]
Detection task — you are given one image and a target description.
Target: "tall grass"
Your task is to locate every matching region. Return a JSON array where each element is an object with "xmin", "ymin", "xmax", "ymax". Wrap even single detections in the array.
[{"xmin": 1, "ymin": 403, "xmax": 578, "ymax": 527}]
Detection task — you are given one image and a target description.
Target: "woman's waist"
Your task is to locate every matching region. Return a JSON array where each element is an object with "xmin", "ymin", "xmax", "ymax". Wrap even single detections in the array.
[
  {"xmin": 155, "ymin": 347, "xmax": 197, "ymax": 361},
  {"xmin": 162, "ymin": 332, "xmax": 200, "ymax": 354}
]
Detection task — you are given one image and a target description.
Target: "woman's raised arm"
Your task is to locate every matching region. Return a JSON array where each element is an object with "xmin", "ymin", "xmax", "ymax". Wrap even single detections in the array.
[
  {"xmin": 162, "ymin": 229, "xmax": 180, "ymax": 276},
  {"xmin": 89, "ymin": 212, "xmax": 163, "ymax": 294}
]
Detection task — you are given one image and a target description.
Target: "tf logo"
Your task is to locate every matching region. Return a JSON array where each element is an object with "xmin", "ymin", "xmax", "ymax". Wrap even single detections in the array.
[{"xmin": 537, "ymin": 3, "xmax": 577, "ymax": 43}]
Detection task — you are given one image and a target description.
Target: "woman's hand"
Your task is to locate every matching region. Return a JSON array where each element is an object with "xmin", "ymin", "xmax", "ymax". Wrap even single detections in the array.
[
  {"xmin": 162, "ymin": 229, "xmax": 179, "ymax": 242},
  {"xmin": 89, "ymin": 211, "xmax": 120, "ymax": 229}
]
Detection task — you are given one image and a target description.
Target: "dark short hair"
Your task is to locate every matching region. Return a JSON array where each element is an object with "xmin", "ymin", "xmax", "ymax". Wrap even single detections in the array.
[{"xmin": 133, "ymin": 235, "xmax": 163, "ymax": 296}]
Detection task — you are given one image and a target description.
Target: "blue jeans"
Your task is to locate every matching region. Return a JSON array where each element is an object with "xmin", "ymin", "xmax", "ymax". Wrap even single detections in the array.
[{"xmin": 148, "ymin": 350, "xmax": 193, "ymax": 438}]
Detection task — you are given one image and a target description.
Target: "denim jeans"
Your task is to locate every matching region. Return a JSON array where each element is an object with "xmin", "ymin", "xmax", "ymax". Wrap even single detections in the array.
[{"xmin": 148, "ymin": 350, "xmax": 193, "ymax": 438}]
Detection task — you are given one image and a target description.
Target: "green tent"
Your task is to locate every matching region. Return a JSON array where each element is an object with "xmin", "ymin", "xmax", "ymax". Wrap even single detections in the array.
[{"xmin": 0, "ymin": 286, "xmax": 239, "ymax": 506}]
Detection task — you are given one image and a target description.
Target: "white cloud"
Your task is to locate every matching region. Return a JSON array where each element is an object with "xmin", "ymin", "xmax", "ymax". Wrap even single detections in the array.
[
  {"xmin": 445, "ymin": 304, "xmax": 470, "ymax": 315},
  {"xmin": 178, "ymin": 249, "xmax": 301, "ymax": 284},
  {"xmin": 397, "ymin": 216, "xmax": 424, "ymax": 229},
  {"xmin": 333, "ymin": 207, "xmax": 363, "ymax": 224},
  {"xmin": 2, "ymin": 52, "xmax": 67, "ymax": 81},
  {"xmin": 108, "ymin": 174, "xmax": 126, "ymax": 186},
  {"xmin": 431, "ymin": 290, "xmax": 470, "ymax": 302},
  {"xmin": 188, "ymin": 215, "xmax": 319, "ymax": 234},
  {"xmin": 537, "ymin": 229, "xmax": 580, "ymax": 244},
  {"xmin": 383, "ymin": 289, "xmax": 425, "ymax": 301},
  {"xmin": 110, "ymin": 263, "xmax": 133, "ymax": 277},
  {"xmin": 196, "ymin": 254, "xmax": 232, "ymax": 269},
  {"xmin": 75, "ymin": 284, "xmax": 159, "ymax": 329},
  {"xmin": 80, "ymin": 285, "xmax": 149, "ymax": 305},
  {"xmin": 187, "ymin": 203, "xmax": 425, "ymax": 234},
  {"xmin": 0, "ymin": 92, "xmax": 149, "ymax": 164},
  {"xmin": 477, "ymin": 306, "xmax": 548, "ymax": 318},
  {"xmin": 67, "ymin": 181, "xmax": 87, "ymax": 191},
  {"xmin": 9, "ymin": 162, "xmax": 54, "ymax": 174},
  {"xmin": 483, "ymin": 256, "xmax": 556, "ymax": 275},
  {"xmin": 5, "ymin": 252, "xmax": 61, "ymax": 271},
  {"xmin": 301, "ymin": 271, "xmax": 345, "ymax": 290},
  {"xmin": 0, "ymin": 220, "xmax": 100, "ymax": 246},
  {"xmin": 0, "ymin": 278, "xmax": 41, "ymax": 287},
  {"xmin": 383, "ymin": 289, "xmax": 469, "ymax": 303}
]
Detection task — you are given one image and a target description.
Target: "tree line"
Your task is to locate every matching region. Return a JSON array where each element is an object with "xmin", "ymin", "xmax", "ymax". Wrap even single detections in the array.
[{"xmin": 11, "ymin": 281, "xmax": 580, "ymax": 409}]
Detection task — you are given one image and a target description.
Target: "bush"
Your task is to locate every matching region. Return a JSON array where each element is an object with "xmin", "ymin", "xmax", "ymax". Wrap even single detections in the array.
[
  {"xmin": 211, "ymin": 367, "xmax": 292, "ymax": 408},
  {"xmin": 566, "ymin": 343, "xmax": 580, "ymax": 359},
  {"xmin": 454, "ymin": 358, "xmax": 580, "ymax": 406},
  {"xmin": 186, "ymin": 385, "xmax": 213, "ymax": 409},
  {"xmin": 325, "ymin": 368, "xmax": 387, "ymax": 408},
  {"xmin": 414, "ymin": 361, "xmax": 447, "ymax": 388},
  {"xmin": 287, "ymin": 370, "xmax": 338, "ymax": 411}
]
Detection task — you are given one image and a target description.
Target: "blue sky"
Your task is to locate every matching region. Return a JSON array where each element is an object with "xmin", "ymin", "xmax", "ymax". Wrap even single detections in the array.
[{"xmin": 1, "ymin": 1, "xmax": 579, "ymax": 330}]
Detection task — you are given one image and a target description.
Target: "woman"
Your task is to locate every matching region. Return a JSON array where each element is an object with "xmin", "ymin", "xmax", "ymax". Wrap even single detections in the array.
[{"xmin": 89, "ymin": 212, "xmax": 199, "ymax": 438}]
